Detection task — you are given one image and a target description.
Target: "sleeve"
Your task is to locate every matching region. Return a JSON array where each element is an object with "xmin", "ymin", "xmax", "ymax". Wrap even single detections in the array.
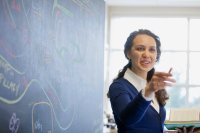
[{"xmin": 109, "ymin": 81, "xmax": 151, "ymax": 125}]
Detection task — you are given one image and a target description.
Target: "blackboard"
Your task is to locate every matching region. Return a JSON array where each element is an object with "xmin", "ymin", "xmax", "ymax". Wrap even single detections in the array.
[{"xmin": 0, "ymin": 0, "xmax": 105, "ymax": 132}]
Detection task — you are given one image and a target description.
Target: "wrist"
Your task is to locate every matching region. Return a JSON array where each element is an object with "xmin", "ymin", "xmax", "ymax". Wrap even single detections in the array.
[
  {"xmin": 144, "ymin": 86, "xmax": 154, "ymax": 97},
  {"xmin": 142, "ymin": 89, "xmax": 154, "ymax": 101}
]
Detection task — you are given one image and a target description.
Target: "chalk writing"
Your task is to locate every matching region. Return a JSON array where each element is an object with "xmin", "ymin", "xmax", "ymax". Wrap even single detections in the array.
[
  {"xmin": 0, "ymin": 73, "xmax": 19, "ymax": 97},
  {"xmin": 9, "ymin": 113, "xmax": 20, "ymax": 133},
  {"xmin": 0, "ymin": 56, "xmax": 11, "ymax": 73},
  {"xmin": 0, "ymin": 55, "xmax": 25, "ymax": 74},
  {"xmin": 34, "ymin": 120, "xmax": 42, "ymax": 132},
  {"xmin": 11, "ymin": 0, "xmax": 21, "ymax": 12}
]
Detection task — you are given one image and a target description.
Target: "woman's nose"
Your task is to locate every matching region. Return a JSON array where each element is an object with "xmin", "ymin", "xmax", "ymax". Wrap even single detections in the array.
[{"xmin": 142, "ymin": 50, "xmax": 150, "ymax": 57}]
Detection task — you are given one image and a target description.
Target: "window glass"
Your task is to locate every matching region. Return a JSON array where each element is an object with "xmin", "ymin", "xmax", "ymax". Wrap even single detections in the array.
[
  {"xmin": 109, "ymin": 50, "xmax": 127, "ymax": 82},
  {"xmin": 189, "ymin": 52, "xmax": 200, "ymax": 85},
  {"xmin": 155, "ymin": 52, "xmax": 187, "ymax": 84},
  {"xmin": 189, "ymin": 19, "xmax": 200, "ymax": 51},
  {"xmin": 165, "ymin": 87, "xmax": 187, "ymax": 120},
  {"xmin": 188, "ymin": 87, "xmax": 200, "ymax": 106},
  {"xmin": 110, "ymin": 17, "xmax": 188, "ymax": 50}
]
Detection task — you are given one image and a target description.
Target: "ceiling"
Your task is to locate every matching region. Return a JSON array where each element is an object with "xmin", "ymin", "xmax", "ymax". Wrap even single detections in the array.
[{"xmin": 105, "ymin": 0, "xmax": 200, "ymax": 7}]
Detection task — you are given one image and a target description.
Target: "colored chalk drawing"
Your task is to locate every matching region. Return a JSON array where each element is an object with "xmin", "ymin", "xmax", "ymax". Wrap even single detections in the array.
[{"xmin": 0, "ymin": 0, "xmax": 104, "ymax": 132}]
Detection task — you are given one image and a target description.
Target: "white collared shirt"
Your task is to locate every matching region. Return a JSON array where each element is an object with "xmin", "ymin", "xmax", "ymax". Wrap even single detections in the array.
[{"xmin": 124, "ymin": 68, "xmax": 160, "ymax": 113}]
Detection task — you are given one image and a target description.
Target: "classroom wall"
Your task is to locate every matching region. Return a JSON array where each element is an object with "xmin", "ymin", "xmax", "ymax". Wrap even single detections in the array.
[{"xmin": 0, "ymin": 0, "xmax": 105, "ymax": 133}]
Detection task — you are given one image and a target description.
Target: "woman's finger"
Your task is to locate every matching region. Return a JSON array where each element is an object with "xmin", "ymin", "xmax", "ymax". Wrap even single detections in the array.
[
  {"xmin": 163, "ymin": 82, "xmax": 175, "ymax": 87},
  {"xmin": 154, "ymin": 72, "xmax": 172, "ymax": 77},
  {"xmin": 183, "ymin": 126, "xmax": 187, "ymax": 133},
  {"xmin": 175, "ymin": 128, "xmax": 182, "ymax": 133},
  {"xmin": 189, "ymin": 126, "xmax": 195, "ymax": 133}
]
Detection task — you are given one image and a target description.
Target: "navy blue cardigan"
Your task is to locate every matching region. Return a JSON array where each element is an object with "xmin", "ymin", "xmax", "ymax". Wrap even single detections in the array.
[{"xmin": 109, "ymin": 78, "xmax": 166, "ymax": 133}]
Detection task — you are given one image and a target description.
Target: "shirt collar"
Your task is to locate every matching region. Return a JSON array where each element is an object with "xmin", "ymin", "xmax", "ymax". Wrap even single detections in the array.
[{"xmin": 124, "ymin": 68, "xmax": 147, "ymax": 92}]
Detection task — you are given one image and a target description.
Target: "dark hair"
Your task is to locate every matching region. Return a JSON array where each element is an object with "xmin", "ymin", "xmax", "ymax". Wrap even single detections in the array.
[{"xmin": 113, "ymin": 29, "xmax": 168, "ymax": 106}]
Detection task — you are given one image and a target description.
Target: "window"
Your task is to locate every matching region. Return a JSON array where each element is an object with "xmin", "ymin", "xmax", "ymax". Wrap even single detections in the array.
[{"xmin": 105, "ymin": 15, "xmax": 200, "ymax": 119}]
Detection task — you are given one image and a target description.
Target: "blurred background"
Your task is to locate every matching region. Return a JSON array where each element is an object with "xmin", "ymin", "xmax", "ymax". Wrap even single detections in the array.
[{"xmin": 103, "ymin": 0, "xmax": 200, "ymax": 132}]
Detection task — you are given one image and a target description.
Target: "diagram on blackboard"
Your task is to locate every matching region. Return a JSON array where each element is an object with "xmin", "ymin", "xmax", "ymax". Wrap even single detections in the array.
[
  {"xmin": 0, "ymin": 54, "xmax": 76, "ymax": 132},
  {"xmin": 0, "ymin": 0, "xmax": 105, "ymax": 132}
]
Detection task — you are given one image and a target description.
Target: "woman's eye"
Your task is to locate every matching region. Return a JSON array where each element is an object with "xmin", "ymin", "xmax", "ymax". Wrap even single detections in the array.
[
  {"xmin": 149, "ymin": 48, "xmax": 156, "ymax": 52},
  {"xmin": 136, "ymin": 47, "xmax": 145, "ymax": 51}
]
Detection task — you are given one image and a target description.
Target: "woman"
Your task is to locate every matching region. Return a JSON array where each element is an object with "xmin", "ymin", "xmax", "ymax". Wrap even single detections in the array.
[{"xmin": 108, "ymin": 29, "xmax": 176, "ymax": 133}]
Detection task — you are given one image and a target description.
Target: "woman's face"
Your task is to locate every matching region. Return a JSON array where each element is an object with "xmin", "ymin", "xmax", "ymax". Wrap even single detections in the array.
[{"xmin": 128, "ymin": 34, "xmax": 157, "ymax": 75}]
